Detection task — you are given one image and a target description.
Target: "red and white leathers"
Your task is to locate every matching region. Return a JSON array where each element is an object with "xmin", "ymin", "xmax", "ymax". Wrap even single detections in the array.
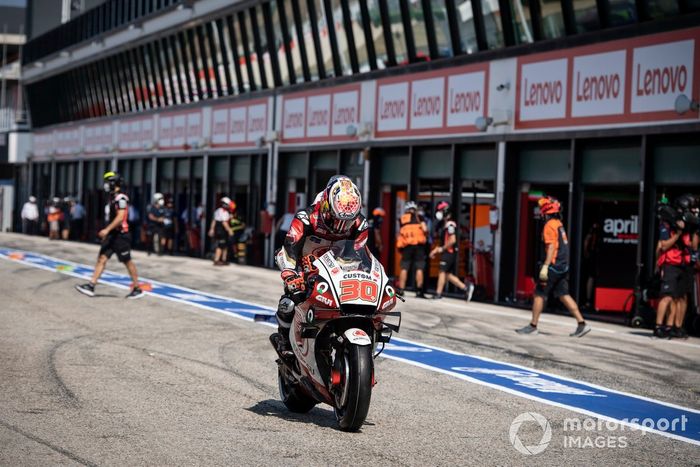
[{"xmin": 275, "ymin": 200, "xmax": 369, "ymax": 281}]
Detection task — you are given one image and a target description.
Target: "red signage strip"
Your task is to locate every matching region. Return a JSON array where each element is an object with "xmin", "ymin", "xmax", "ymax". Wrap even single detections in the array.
[
  {"xmin": 374, "ymin": 63, "xmax": 488, "ymax": 138},
  {"xmin": 118, "ymin": 117, "xmax": 154, "ymax": 153},
  {"xmin": 54, "ymin": 127, "xmax": 81, "ymax": 156},
  {"xmin": 158, "ymin": 109, "xmax": 204, "ymax": 151},
  {"xmin": 281, "ymin": 83, "xmax": 361, "ymax": 144},
  {"xmin": 210, "ymin": 98, "xmax": 268, "ymax": 148},
  {"xmin": 33, "ymin": 131, "xmax": 55, "ymax": 158},
  {"xmin": 516, "ymin": 27, "xmax": 700, "ymax": 129},
  {"xmin": 84, "ymin": 122, "xmax": 114, "ymax": 155}
]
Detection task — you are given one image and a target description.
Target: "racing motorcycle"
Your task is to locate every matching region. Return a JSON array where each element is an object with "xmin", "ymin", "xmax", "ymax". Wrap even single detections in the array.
[{"xmin": 267, "ymin": 240, "xmax": 401, "ymax": 431}]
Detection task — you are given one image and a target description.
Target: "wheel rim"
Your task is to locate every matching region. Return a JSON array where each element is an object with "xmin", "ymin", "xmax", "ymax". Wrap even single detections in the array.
[{"xmin": 334, "ymin": 351, "xmax": 350, "ymax": 412}]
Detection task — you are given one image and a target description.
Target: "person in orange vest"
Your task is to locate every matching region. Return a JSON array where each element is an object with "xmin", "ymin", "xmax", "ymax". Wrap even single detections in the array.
[
  {"xmin": 516, "ymin": 196, "xmax": 590, "ymax": 337},
  {"xmin": 429, "ymin": 201, "xmax": 474, "ymax": 301},
  {"xmin": 397, "ymin": 201, "xmax": 428, "ymax": 298}
]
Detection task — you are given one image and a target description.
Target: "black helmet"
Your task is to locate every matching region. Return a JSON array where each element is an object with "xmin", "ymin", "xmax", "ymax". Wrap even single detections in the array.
[
  {"xmin": 675, "ymin": 194, "xmax": 698, "ymax": 211},
  {"xmin": 103, "ymin": 171, "xmax": 123, "ymax": 193}
]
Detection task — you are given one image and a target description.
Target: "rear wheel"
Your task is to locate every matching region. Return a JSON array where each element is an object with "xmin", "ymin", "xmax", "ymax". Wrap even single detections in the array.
[
  {"xmin": 333, "ymin": 343, "xmax": 373, "ymax": 432},
  {"xmin": 278, "ymin": 368, "xmax": 316, "ymax": 413}
]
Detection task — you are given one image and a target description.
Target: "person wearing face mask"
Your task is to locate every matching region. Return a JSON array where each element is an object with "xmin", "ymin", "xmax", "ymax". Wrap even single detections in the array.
[
  {"xmin": 429, "ymin": 201, "xmax": 474, "ymax": 301},
  {"xmin": 148, "ymin": 192, "xmax": 167, "ymax": 255},
  {"xmin": 75, "ymin": 172, "xmax": 145, "ymax": 299},
  {"xmin": 397, "ymin": 201, "xmax": 428, "ymax": 298}
]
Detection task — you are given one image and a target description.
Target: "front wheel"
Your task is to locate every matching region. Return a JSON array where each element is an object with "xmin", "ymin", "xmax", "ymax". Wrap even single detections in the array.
[
  {"xmin": 334, "ymin": 344, "xmax": 373, "ymax": 432},
  {"xmin": 278, "ymin": 368, "xmax": 316, "ymax": 413}
]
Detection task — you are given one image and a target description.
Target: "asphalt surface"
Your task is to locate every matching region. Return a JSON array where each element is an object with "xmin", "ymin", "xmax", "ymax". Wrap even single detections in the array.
[{"xmin": 1, "ymin": 233, "xmax": 699, "ymax": 465}]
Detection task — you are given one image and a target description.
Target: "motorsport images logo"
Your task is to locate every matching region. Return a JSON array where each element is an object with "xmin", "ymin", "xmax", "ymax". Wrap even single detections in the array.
[{"xmin": 509, "ymin": 412, "xmax": 552, "ymax": 455}]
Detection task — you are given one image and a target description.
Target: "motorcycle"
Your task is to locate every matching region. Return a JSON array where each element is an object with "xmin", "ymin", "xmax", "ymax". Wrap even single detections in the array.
[{"xmin": 268, "ymin": 240, "xmax": 401, "ymax": 431}]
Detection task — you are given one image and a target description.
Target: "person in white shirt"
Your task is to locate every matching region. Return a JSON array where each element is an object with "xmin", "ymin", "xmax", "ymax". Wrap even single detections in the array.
[
  {"xmin": 208, "ymin": 197, "xmax": 233, "ymax": 266},
  {"xmin": 21, "ymin": 196, "xmax": 40, "ymax": 235}
]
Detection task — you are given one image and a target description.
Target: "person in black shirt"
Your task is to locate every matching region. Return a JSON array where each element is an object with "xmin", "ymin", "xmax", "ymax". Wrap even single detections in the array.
[{"xmin": 75, "ymin": 172, "xmax": 145, "ymax": 299}]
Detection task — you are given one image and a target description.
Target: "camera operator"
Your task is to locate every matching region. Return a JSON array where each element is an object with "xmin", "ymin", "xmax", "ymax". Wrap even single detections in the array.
[{"xmin": 655, "ymin": 194, "xmax": 699, "ymax": 339}]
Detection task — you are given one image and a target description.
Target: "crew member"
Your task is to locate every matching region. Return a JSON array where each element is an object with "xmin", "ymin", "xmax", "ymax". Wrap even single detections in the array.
[
  {"xmin": 516, "ymin": 196, "xmax": 590, "ymax": 337},
  {"xmin": 429, "ymin": 201, "xmax": 474, "ymax": 301},
  {"xmin": 655, "ymin": 194, "xmax": 698, "ymax": 339},
  {"xmin": 21, "ymin": 195, "xmax": 39, "ymax": 235},
  {"xmin": 47, "ymin": 197, "xmax": 62, "ymax": 240},
  {"xmin": 209, "ymin": 197, "xmax": 233, "ymax": 266},
  {"xmin": 271, "ymin": 175, "xmax": 367, "ymax": 354},
  {"xmin": 148, "ymin": 193, "xmax": 166, "ymax": 255},
  {"xmin": 228, "ymin": 200, "xmax": 247, "ymax": 264},
  {"xmin": 397, "ymin": 201, "xmax": 428, "ymax": 298},
  {"xmin": 163, "ymin": 197, "xmax": 176, "ymax": 255},
  {"xmin": 367, "ymin": 207, "xmax": 386, "ymax": 259},
  {"xmin": 75, "ymin": 172, "xmax": 145, "ymax": 299}
]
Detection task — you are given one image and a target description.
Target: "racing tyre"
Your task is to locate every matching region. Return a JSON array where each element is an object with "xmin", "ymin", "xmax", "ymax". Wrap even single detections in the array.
[
  {"xmin": 278, "ymin": 369, "xmax": 316, "ymax": 413},
  {"xmin": 334, "ymin": 343, "xmax": 373, "ymax": 432}
]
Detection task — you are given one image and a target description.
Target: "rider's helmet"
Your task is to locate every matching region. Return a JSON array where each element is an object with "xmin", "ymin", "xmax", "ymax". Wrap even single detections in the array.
[
  {"xmin": 372, "ymin": 207, "xmax": 386, "ymax": 218},
  {"xmin": 103, "ymin": 171, "xmax": 123, "ymax": 193},
  {"xmin": 538, "ymin": 196, "xmax": 561, "ymax": 216},
  {"xmin": 153, "ymin": 192, "xmax": 164, "ymax": 206},
  {"xmin": 220, "ymin": 196, "xmax": 232, "ymax": 208},
  {"xmin": 404, "ymin": 201, "xmax": 417, "ymax": 212},
  {"xmin": 228, "ymin": 200, "xmax": 237, "ymax": 213},
  {"xmin": 435, "ymin": 201, "xmax": 450, "ymax": 221},
  {"xmin": 320, "ymin": 176, "xmax": 362, "ymax": 234}
]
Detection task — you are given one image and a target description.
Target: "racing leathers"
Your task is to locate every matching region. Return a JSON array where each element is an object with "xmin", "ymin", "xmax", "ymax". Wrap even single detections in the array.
[{"xmin": 273, "ymin": 201, "xmax": 369, "ymax": 349}]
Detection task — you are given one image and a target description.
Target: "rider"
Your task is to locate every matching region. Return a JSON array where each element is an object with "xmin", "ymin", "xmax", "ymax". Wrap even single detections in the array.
[{"xmin": 271, "ymin": 175, "xmax": 368, "ymax": 354}]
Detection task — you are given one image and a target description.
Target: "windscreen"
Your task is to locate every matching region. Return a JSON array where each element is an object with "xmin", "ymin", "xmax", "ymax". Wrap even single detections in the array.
[{"xmin": 329, "ymin": 240, "xmax": 373, "ymax": 273}]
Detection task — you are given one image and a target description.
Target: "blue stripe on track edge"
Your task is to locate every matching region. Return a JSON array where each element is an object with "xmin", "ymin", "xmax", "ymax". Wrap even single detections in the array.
[{"xmin": 2, "ymin": 247, "xmax": 699, "ymax": 447}]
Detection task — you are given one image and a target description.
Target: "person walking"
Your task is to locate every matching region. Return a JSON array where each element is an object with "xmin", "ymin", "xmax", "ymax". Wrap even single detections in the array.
[
  {"xmin": 75, "ymin": 172, "xmax": 145, "ymax": 299},
  {"xmin": 516, "ymin": 196, "xmax": 591, "ymax": 337},
  {"xmin": 429, "ymin": 201, "xmax": 475, "ymax": 301},
  {"xmin": 21, "ymin": 196, "xmax": 39, "ymax": 235},
  {"xmin": 397, "ymin": 201, "xmax": 428, "ymax": 298}
]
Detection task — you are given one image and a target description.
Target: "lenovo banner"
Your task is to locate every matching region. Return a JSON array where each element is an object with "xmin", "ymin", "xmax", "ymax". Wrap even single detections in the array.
[
  {"xmin": 158, "ymin": 110, "xmax": 203, "ymax": 151},
  {"xmin": 211, "ymin": 99, "xmax": 268, "ymax": 148},
  {"xmin": 280, "ymin": 84, "xmax": 361, "ymax": 143},
  {"xmin": 84, "ymin": 123, "xmax": 114, "ymax": 155},
  {"xmin": 375, "ymin": 64, "xmax": 488, "ymax": 138},
  {"xmin": 516, "ymin": 27, "xmax": 699, "ymax": 129}
]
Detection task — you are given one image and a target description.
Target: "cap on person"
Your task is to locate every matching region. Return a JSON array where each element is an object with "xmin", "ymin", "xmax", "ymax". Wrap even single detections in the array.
[{"xmin": 538, "ymin": 196, "xmax": 561, "ymax": 215}]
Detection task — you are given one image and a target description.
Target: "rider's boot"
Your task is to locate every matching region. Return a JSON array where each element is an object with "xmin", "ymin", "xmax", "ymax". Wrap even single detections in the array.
[{"xmin": 271, "ymin": 296, "xmax": 295, "ymax": 358}]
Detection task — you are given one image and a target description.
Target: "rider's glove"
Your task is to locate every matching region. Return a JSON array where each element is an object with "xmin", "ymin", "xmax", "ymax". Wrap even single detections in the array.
[
  {"xmin": 282, "ymin": 270, "xmax": 305, "ymax": 294},
  {"xmin": 539, "ymin": 265, "xmax": 549, "ymax": 283}
]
